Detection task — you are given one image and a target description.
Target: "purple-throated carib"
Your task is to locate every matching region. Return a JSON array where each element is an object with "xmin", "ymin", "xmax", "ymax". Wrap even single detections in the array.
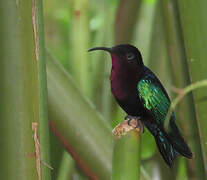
[{"xmin": 88, "ymin": 44, "xmax": 192, "ymax": 167}]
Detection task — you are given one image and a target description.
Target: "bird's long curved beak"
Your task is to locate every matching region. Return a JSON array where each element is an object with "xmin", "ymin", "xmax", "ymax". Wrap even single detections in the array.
[{"xmin": 88, "ymin": 47, "xmax": 111, "ymax": 53}]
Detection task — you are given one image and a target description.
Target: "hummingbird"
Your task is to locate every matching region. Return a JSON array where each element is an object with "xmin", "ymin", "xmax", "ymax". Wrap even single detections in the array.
[{"xmin": 88, "ymin": 44, "xmax": 193, "ymax": 166}]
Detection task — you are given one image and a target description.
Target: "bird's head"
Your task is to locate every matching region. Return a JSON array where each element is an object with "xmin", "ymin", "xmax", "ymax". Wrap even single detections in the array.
[{"xmin": 88, "ymin": 44, "xmax": 144, "ymax": 69}]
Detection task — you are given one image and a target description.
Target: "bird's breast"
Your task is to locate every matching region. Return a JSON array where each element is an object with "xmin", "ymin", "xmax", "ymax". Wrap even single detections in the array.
[
  {"xmin": 110, "ymin": 68, "xmax": 144, "ymax": 116},
  {"xmin": 110, "ymin": 69, "xmax": 136, "ymax": 100}
]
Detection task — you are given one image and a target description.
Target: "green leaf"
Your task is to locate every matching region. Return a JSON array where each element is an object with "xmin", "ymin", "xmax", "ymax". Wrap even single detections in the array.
[{"xmin": 46, "ymin": 51, "xmax": 113, "ymax": 179}]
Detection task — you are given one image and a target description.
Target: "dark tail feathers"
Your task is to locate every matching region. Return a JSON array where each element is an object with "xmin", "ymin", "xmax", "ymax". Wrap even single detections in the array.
[
  {"xmin": 145, "ymin": 119, "xmax": 193, "ymax": 167},
  {"xmin": 168, "ymin": 118, "xmax": 193, "ymax": 159},
  {"xmin": 154, "ymin": 130, "xmax": 178, "ymax": 167}
]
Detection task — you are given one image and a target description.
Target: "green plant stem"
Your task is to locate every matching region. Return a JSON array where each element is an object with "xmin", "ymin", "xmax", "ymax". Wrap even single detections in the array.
[
  {"xmin": 165, "ymin": 80, "xmax": 207, "ymax": 129},
  {"xmin": 33, "ymin": 0, "xmax": 51, "ymax": 179},
  {"xmin": 56, "ymin": 151, "xmax": 74, "ymax": 180},
  {"xmin": 112, "ymin": 130, "xmax": 141, "ymax": 180},
  {"xmin": 90, "ymin": 1, "xmax": 115, "ymax": 121},
  {"xmin": 133, "ymin": 0, "xmax": 157, "ymax": 64},
  {"xmin": 46, "ymin": 51, "xmax": 113, "ymax": 179},
  {"xmin": 69, "ymin": 0, "xmax": 90, "ymax": 97},
  {"xmin": 0, "ymin": 0, "xmax": 50, "ymax": 179}
]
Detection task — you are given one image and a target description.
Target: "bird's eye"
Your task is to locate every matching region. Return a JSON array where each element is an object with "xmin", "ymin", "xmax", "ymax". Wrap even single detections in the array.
[{"xmin": 126, "ymin": 53, "xmax": 135, "ymax": 60}]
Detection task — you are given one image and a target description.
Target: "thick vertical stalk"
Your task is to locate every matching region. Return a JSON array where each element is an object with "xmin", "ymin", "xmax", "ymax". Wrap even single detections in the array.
[
  {"xmin": 70, "ymin": 0, "xmax": 90, "ymax": 96},
  {"xmin": 112, "ymin": 130, "xmax": 141, "ymax": 180},
  {"xmin": 46, "ymin": 52, "xmax": 113, "ymax": 179},
  {"xmin": 0, "ymin": 0, "xmax": 50, "ymax": 179},
  {"xmin": 176, "ymin": 0, "xmax": 207, "ymax": 176},
  {"xmin": 159, "ymin": 0, "xmax": 206, "ymax": 179}
]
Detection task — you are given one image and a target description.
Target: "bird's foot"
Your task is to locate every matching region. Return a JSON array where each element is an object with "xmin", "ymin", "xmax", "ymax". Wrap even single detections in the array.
[{"xmin": 125, "ymin": 115, "xmax": 144, "ymax": 133}]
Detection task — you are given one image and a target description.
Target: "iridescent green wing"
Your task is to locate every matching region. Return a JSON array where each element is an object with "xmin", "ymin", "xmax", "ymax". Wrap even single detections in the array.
[{"xmin": 138, "ymin": 78, "xmax": 170, "ymax": 125}]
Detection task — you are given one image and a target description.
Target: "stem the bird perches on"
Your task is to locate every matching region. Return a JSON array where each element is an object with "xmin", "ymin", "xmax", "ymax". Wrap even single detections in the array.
[{"xmin": 112, "ymin": 119, "xmax": 142, "ymax": 180}]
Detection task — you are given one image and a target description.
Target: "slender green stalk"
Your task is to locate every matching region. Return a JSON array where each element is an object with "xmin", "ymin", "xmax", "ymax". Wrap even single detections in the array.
[
  {"xmin": 56, "ymin": 152, "xmax": 74, "ymax": 180},
  {"xmin": 46, "ymin": 51, "xmax": 113, "ymax": 179},
  {"xmin": 165, "ymin": 80, "xmax": 207, "ymax": 129},
  {"xmin": 33, "ymin": 0, "xmax": 51, "ymax": 179},
  {"xmin": 133, "ymin": 0, "xmax": 157, "ymax": 64},
  {"xmin": 112, "ymin": 130, "xmax": 141, "ymax": 180},
  {"xmin": 0, "ymin": 0, "xmax": 50, "ymax": 179},
  {"xmin": 176, "ymin": 1, "xmax": 207, "ymax": 175},
  {"xmin": 90, "ymin": 1, "xmax": 115, "ymax": 121},
  {"xmin": 69, "ymin": 0, "xmax": 90, "ymax": 96}
]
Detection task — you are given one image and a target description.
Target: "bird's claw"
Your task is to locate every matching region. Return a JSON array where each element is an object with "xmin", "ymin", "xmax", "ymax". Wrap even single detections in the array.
[
  {"xmin": 125, "ymin": 115, "xmax": 144, "ymax": 133},
  {"xmin": 125, "ymin": 115, "xmax": 141, "ymax": 126}
]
